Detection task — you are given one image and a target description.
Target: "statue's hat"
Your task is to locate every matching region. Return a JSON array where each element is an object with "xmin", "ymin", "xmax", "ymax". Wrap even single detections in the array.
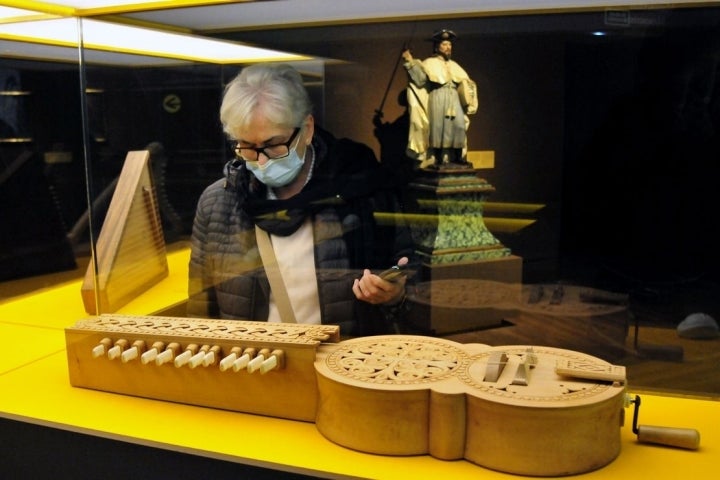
[{"xmin": 431, "ymin": 29, "xmax": 457, "ymax": 43}]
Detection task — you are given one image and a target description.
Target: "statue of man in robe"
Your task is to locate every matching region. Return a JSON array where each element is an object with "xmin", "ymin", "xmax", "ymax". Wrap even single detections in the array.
[{"xmin": 402, "ymin": 29, "xmax": 477, "ymax": 168}]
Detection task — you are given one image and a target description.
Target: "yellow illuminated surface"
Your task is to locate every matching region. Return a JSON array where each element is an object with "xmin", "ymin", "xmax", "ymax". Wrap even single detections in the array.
[
  {"xmin": 0, "ymin": 1, "xmax": 238, "ymax": 17},
  {"xmin": 0, "ymin": 245, "xmax": 718, "ymax": 478},
  {"xmin": 0, "ymin": 6, "xmax": 60, "ymax": 23},
  {"xmin": 0, "ymin": 17, "xmax": 309, "ymax": 63}
]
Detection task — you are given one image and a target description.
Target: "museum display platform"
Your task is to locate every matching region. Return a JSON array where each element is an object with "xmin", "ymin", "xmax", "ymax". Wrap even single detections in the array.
[{"xmin": 1, "ymin": 242, "xmax": 718, "ymax": 479}]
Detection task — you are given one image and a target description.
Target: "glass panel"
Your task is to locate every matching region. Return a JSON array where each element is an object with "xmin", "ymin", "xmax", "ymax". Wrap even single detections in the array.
[
  {"xmin": 79, "ymin": 56, "xmax": 227, "ymax": 315},
  {"xmin": 0, "ymin": 39, "xmax": 82, "ymax": 288},
  {"xmin": 78, "ymin": 50, "xmax": 326, "ymax": 315},
  {"xmin": 1, "ymin": 4, "xmax": 716, "ymax": 399},
  {"xmin": 209, "ymin": 7, "xmax": 720, "ymax": 398}
]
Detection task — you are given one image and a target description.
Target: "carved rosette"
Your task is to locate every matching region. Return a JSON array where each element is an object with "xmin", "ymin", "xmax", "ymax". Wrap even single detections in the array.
[{"xmin": 322, "ymin": 335, "xmax": 468, "ymax": 386}]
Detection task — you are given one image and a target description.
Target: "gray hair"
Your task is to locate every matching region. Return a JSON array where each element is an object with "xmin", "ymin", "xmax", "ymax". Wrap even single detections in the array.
[{"xmin": 220, "ymin": 63, "xmax": 313, "ymax": 138}]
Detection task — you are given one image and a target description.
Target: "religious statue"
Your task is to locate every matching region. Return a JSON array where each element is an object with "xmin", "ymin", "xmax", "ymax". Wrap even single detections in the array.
[{"xmin": 402, "ymin": 29, "xmax": 478, "ymax": 168}]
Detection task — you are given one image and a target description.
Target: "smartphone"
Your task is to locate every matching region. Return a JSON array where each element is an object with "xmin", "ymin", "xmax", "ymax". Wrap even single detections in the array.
[{"xmin": 378, "ymin": 264, "xmax": 407, "ymax": 282}]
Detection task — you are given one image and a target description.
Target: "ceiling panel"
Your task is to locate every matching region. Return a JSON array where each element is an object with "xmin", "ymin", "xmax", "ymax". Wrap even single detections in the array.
[
  {"xmin": 0, "ymin": 39, "xmax": 193, "ymax": 66},
  {"xmin": 117, "ymin": 0, "xmax": 712, "ymax": 32}
]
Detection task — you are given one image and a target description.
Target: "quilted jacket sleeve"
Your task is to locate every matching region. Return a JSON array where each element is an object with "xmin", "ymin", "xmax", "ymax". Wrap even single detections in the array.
[{"xmin": 187, "ymin": 181, "xmax": 220, "ymax": 318}]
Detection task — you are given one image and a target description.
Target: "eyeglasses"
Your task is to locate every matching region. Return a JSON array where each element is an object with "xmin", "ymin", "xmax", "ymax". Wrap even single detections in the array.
[{"xmin": 233, "ymin": 127, "xmax": 301, "ymax": 162}]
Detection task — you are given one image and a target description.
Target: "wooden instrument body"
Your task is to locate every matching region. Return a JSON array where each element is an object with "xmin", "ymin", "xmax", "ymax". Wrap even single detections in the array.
[
  {"xmin": 314, "ymin": 338, "xmax": 627, "ymax": 476},
  {"xmin": 65, "ymin": 315, "xmax": 339, "ymax": 422},
  {"xmin": 66, "ymin": 316, "xmax": 628, "ymax": 476}
]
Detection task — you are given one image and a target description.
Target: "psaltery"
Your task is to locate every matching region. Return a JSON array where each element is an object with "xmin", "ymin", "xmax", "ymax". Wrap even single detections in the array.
[{"xmin": 81, "ymin": 150, "xmax": 167, "ymax": 314}]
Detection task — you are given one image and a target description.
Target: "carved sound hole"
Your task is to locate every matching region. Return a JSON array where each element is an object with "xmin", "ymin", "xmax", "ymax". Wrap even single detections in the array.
[{"xmin": 327, "ymin": 338, "xmax": 464, "ymax": 385}]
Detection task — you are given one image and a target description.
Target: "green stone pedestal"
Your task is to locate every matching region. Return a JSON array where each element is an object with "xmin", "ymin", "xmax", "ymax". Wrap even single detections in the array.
[
  {"xmin": 408, "ymin": 167, "xmax": 512, "ymax": 265},
  {"xmin": 405, "ymin": 167, "xmax": 522, "ymax": 334}
]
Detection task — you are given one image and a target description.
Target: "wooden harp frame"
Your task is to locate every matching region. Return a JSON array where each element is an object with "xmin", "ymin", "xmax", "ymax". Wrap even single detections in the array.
[{"xmin": 81, "ymin": 150, "xmax": 168, "ymax": 314}]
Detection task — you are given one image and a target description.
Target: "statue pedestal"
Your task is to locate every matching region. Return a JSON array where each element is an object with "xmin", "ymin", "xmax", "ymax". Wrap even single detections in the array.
[
  {"xmin": 408, "ymin": 167, "xmax": 511, "ymax": 264},
  {"xmin": 406, "ymin": 167, "xmax": 522, "ymax": 334}
]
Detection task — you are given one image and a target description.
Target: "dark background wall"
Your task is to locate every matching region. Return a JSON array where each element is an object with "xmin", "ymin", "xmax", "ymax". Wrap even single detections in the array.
[
  {"xmin": 225, "ymin": 19, "xmax": 571, "ymax": 281},
  {"xmin": 225, "ymin": 10, "xmax": 720, "ymax": 285}
]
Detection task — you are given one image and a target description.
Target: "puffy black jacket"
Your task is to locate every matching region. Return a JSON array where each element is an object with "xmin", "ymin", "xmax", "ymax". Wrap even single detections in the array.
[{"xmin": 188, "ymin": 128, "xmax": 414, "ymax": 336}]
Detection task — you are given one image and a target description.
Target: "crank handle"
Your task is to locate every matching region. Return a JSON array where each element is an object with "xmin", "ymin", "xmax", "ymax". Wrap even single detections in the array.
[
  {"xmin": 636, "ymin": 424, "xmax": 700, "ymax": 450},
  {"xmin": 630, "ymin": 395, "xmax": 700, "ymax": 450}
]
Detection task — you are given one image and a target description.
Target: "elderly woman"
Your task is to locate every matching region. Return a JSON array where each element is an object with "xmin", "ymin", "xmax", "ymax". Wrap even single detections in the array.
[{"xmin": 188, "ymin": 63, "xmax": 413, "ymax": 336}]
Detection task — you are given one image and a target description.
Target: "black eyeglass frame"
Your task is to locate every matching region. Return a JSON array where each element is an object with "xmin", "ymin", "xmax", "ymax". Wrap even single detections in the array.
[{"xmin": 233, "ymin": 127, "xmax": 301, "ymax": 162}]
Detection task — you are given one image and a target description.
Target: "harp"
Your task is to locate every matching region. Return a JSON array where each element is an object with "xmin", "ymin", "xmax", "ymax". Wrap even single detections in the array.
[{"xmin": 81, "ymin": 150, "xmax": 168, "ymax": 314}]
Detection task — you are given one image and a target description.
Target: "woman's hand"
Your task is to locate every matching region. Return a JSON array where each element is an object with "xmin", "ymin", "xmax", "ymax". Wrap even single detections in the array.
[{"xmin": 352, "ymin": 257, "xmax": 408, "ymax": 305}]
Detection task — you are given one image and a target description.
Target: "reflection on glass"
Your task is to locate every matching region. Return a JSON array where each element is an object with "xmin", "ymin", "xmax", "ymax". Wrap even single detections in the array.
[{"xmin": 0, "ymin": 6, "xmax": 718, "ymax": 399}]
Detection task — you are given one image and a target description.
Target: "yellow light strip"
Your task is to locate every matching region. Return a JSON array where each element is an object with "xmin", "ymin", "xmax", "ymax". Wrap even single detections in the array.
[
  {"xmin": 0, "ymin": 17, "xmax": 78, "ymax": 48},
  {"xmin": 483, "ymin": 202, "xmax": 546, "ymax": 214},
  {"xmin": 373, "ymin": 212, "xmax": 537, "ymax": 233},
  {"xmin": 0, "ymin": 1, "xmax": 74, "ymax": 16},
  {"xmin": 0, "ymin": 5, "xmax": 60, "ymax": 23},
  {"xmin": 0, "ymin": 17, "xmax": 310, "ymax": 64},
  {"xmin": 415, "ymin": 199, "xmax": 547, "ymax": 214},
  {"xmin": 484, "ymin": 218, "xmax": 537, "ymax": 233},
  {"xmin": 72, "ymin": 1, "xmax": 246, "ymax": 17},
  {"xmin": 0, "ymin": 1, "xmax": 241, "ymax": 17}
]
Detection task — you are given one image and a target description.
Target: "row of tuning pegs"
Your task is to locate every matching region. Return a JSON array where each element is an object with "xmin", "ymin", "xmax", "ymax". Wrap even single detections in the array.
[{"xmin": 91, "ymin": 338, "xmax": 284, "ymax": 374}]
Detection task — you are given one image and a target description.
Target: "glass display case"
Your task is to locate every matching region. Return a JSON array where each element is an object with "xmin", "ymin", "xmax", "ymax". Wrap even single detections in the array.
[{"xmin": 1, "ymin": 1, "xmax": 718, "ymax": 402}]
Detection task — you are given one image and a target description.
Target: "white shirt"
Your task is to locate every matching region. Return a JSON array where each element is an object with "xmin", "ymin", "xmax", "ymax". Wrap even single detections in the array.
[{"xmin": 267, "ymin": 219, "xmax": 321, "ymax": 324}]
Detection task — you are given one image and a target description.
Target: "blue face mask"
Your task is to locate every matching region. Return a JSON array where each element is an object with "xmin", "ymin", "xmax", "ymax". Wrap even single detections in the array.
[{"xmin": 245, "ymin": 144, "xmax": 305, "ymax": 188}]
